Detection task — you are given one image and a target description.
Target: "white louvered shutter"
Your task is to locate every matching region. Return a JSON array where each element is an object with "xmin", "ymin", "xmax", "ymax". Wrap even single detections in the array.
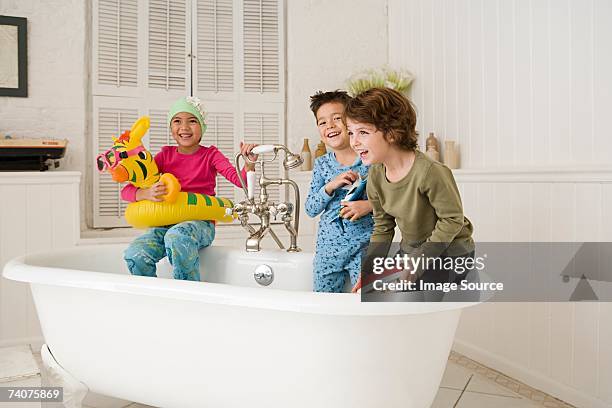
[
  {"xmin": 196, "ymin": 0, "xmax": 234, "ymax": 94},
  {"xmin": 94, "ymin": 0, "xmax": 140, "ymax": 96},
  {"xmin": 239, "ymin": 0, "xmax": 285, "ymax": 212},
  {"xmin": 148, "ymin": 0, "xmax": 189, "ymax": 91},
  {"xmin": 93, "ymin": 105, "xmax": 140, "ymax": 227},
  {"xmin": 148, "ymin": 109, "xmax": 175, "ymax": 155},
  {"xmin": 243, "ymin": 112, "xmax": 282, "ymax": 205},
  {"xmin": 92, "ymin": 0, "xmax": 285, "ymax": 229},
  {"xmin": 243, "ymin": 0, "xmax": 280, "ymax": 93},
  {"xmin": 204, "ymin": 112, "xmax": 237, "ymax": 202}
]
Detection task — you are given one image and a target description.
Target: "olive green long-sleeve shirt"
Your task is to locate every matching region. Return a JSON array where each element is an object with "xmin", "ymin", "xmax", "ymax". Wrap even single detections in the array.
[{"xmin": 366, "ymin": 150, "xmax": 474, "ymax": 259}]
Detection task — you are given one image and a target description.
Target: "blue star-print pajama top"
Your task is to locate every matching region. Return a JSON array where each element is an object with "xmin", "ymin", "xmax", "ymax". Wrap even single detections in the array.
[{"xmin": 305, "ymin": 152, "xmax": 374, "ymax": 292}]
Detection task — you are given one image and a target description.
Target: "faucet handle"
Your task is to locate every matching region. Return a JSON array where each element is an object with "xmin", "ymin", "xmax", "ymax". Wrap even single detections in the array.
[
  {"xmin": 276, "ymin": 202, "xmax": 293, "ymax": 216},
  {"xmin": 233, "ymin": 201, "xmax": 253, "ymax": 218},
  {"xmin": 268, "ymin": 204, "xmax": 278, "ymax": 219},
  {"xmin": 278, "ymin": 203, "xmax": 293, "ymax": 213},
  {"xmin": 233, "ymin": 202, "xmax": 245, "ymax": 215}
]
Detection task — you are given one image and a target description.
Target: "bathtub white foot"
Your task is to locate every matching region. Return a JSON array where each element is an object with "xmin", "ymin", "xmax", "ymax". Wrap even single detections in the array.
[{"xmin": 40, "ymin": 344, "xmax": 89, "ymax": 408}]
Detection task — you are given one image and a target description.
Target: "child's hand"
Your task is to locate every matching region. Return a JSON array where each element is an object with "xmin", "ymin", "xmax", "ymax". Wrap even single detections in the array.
[
  {"xmin": 325, "ymin": 171, "xmax": 358, "ymax": 195},
  {"xmin": 136, "ymin": 181, "xmax": 167, "ymax": 202},
  {"xmin": 351, "ymin": 275, "xmax": 362, "ymax": 293},
  {"xmin": 396, "ymin": 260, "xmax": 418, "ymax": 283},
  {"xmin": 339, "ymin": 200, "xmax": 373, "ymax": 221},
  {"xmin": 240, "ymin": 141, "xmax": 259, "ymax": 168}
]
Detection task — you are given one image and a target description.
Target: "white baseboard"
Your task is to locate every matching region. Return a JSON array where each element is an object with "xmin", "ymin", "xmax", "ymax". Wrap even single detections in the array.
[{"xmin": 453, "ymin": 339, "xmax": 612, "ymax": 408}]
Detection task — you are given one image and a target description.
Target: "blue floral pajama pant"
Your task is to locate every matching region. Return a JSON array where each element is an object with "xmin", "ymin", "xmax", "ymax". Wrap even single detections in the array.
[{"xmin": 124, "ymin": 220, "xmax": 215, "ymax": 281}]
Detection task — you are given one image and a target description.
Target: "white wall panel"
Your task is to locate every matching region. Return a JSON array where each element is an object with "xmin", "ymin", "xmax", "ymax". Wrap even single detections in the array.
[
  {"xmin": 528, "ymin": 302, "xmax": 550, "ymax": 378},
  {"xmin": 549, "ymin": 302, "xmax": 574, "ymax": 388},
  {"xmin": 573, "ymin": 303, "xmax": 599, "ymax": 398},
  {"xmin": 494, "ymin": 184, "xmax": 513, "ymax": 242},
  {"xmin": 569, "ymin": 0, "xmax": 594, "ymax": 164},
  {"xmin": 474, "ymin": 184, "xmax": 495, "ymax": 242},
  {"xmin": 450, "ymin": 172, "xmax": 612, "ymax": 408},
  {"xmin": 285, "ymin": 0, "xmax": 387, "ymax": 154},
  {"xmin": 482, "ymin": 0, "xmax": 499, "ymax": 167},
  {"xmin": 469, "ymin": 0, "xmax": 484, "ymax": 168},
  {"xmin": 600, "ymin": 184, "xmax": 612, "ymax": 404},
  {"xmin": 593, "ymin": 0, "xmax": 612, "ymax": 164},
  {"xmin": 443, "ymin": 0, "xmax": 458, "ymax": 146},
  {"xmin": 550, "ymin": 184, "xmax": 575, "ymax": 241},
  {"xmin": 515, "ymin": 0, "xmax": 534, "ymax": 165},
  {"xmin": 531, "ymin": 0, "xmax": 549, "ymax": 167},
  {"xmin": 511, "ymin": 183, "xmax": 532, "ymax": 241},
  {"xmin": 530, "ymin": 184, "xmax": 552, "ymax": 242},
  {"xmin": 0, "ymin": 173, "xmax": 80, "ymax": 347},
  {"xmin": 0, "ymin": 184, "xmax": 29, "ymax": 345},
  {"xmin": 389, "ymin": 0, "xmax": 612, "ymax": 168},
  {"xmin": 599, "ymin": 303, "xmax": 612, "ymax": 404}
]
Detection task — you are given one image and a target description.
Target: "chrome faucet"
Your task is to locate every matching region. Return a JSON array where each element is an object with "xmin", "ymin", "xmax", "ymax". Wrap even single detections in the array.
[{"xmin": 234, "ymin": 144, "xmax": 303, "ymax": 252}]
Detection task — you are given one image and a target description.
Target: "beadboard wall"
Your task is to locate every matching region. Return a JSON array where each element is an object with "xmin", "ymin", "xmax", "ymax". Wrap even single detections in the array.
[
  {"xmin": 389, "ymin": 1, "xmax": 612, "ymax": 406},
  {"xmin": 388, "ymin": 0, "xmax": 612, "ymax": 168},
  {"xmin": 454, "ymin": 170, "xmax": 612, "ymax": 408},
  {"xmin": 0, "ymin": 172, "xmax": 81, "ymax": 348}
]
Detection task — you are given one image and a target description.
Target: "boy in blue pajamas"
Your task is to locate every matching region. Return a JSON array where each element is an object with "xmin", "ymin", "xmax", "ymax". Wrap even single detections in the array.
[{"xmin": 305, "ymin": 91, "xmax": 374, "ymax": 292}]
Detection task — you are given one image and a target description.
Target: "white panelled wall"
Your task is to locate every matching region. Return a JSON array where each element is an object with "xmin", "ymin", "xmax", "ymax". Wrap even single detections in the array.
[
  {"xmin": 389, "ymin": 1, "xmax": 612, "ymax": 407},
  {"xmin": 453, "ymin": 171, "xmax": 612, "ymax": 408},
  {"xmin": 285, "ymin": 0, "xmax": 388, "ymax": 155},
  {"xmin": 389, "ymin": 0, "xmax": 612, "ymax": 168},
  {"xmin": 0, "ymin": 173, "xmax": 81, "ymax": 348}
]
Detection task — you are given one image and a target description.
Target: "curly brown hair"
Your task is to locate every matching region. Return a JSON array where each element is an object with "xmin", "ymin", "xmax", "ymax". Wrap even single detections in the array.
[
  {"xmin": 343, "ymin": 87, "xmax": 418, "ymax": 151},
  {"xmin": 309, "ymin": 90, "xmax": 352, "ymax": 118}
]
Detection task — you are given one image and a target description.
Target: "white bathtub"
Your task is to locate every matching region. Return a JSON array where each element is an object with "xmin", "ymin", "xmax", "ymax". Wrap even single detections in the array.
[{"xmin": 3, "ymin": 244, "xmax": 481, "ymax": 408}]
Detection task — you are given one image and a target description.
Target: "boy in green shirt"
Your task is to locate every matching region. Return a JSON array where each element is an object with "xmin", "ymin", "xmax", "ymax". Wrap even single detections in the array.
[{"xmin": 344, "ymin": 87, "xmax": 474, "ymax": 290}]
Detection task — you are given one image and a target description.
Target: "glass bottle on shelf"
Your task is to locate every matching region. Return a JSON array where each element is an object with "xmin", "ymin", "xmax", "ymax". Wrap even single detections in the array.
[
  {"xmin": 315, "ymin": 141, "xmax": 327, "ymax": 159},
  {"xmin": 425, "ymin": 132, "xmax": 440, "ymax": 162},
  {"xmin": 300, "ymin": 138, "xmax": 312, "ymax": 171}
]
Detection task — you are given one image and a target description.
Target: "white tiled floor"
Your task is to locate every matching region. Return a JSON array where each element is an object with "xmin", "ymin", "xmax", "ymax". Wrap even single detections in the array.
[
  {"xmin": 431, "ymin": 361, "xmax": 543, "ymax": 408},
  {"xmin": 0, "ymin": 350, "xmax": 561, "ymax": 408}
]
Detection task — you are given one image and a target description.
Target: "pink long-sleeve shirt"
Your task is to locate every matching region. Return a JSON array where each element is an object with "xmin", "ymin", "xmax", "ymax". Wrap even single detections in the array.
[{"xmin": 121, "ymin": 145, "xmax": 247, "ymax": 202}]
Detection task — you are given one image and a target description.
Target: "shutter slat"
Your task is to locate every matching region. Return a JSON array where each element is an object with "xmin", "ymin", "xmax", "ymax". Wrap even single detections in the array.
[
  {"xmin": 94, "ymin": 107, "xmax": 139, "ymax": 227},
  {"xmin": 197, "ymin": 0, "xmax": 234, "ymax": 92},
  {"xmin": 206, "ymin": 112, "xmax": 236, "ymax": 201},
  {"xmin": 97, "ymin": 0, "xmax": 138, "ymax": 87},
  {"xmin": 148, "ymin": 0, "xmax": 187, "ymax": 90},
  {"xmin": 149, "ymin": 109, "xmax": 174, "ymax": 154},
  {"xmin": 242, "ymin": 0, "xmax": 279, "ymax": 93}
]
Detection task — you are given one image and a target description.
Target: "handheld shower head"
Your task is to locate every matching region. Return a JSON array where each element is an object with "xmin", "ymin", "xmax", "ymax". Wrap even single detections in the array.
[
  {"xmin": 251, "ymin": 144, "xmax": 303, "ymax": 170},
  {"xmin": 283, "ymin": 152, "xmax": 303, "ymax": 170}
]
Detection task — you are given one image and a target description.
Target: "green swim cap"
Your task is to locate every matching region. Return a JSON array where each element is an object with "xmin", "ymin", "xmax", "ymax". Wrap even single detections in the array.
[{"xmin": 167, "ymin": 96, "xmax": 207, "ymax": 133}]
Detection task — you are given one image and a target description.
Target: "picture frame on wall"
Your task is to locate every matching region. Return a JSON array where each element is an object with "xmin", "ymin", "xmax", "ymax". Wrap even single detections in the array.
[{"xmin": 0, "ymin": 16, "xmax": 28, "ymax": 97}]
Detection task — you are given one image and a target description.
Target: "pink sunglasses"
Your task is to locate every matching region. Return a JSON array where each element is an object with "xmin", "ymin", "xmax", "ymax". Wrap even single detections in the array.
[{"xmin": 96, "ymin": 145, "xmax": 146, "ymax": 173}]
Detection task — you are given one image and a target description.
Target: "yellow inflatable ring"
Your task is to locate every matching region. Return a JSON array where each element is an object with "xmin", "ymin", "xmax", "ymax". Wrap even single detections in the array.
[{"xmin": 125, "ymin": 192, "xmax": 234, "ymax": 228}]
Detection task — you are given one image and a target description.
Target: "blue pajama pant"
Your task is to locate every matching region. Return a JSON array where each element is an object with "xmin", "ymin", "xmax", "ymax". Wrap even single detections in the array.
[
  {"xmin": 124, "ymin": 220, "xmax": 215, "ymax": 281},
  {"xmin": 313, "ymin": 218, "xmax": 372, "ymax": 293},
  {"xmin": 313, "ymin": 249, "xmax": 365, "ymax": 293}
]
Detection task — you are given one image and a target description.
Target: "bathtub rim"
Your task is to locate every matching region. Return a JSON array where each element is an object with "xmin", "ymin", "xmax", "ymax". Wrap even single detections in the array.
[{"xmin": 3, "ymin": 245, "xmax": 483, "ymax": 317}]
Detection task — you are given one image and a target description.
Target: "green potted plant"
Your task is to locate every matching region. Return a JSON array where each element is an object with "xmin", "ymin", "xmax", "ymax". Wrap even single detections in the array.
[{"xmin": 346, "ymin": 66, "xmax": 414, "ymax": 96}]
